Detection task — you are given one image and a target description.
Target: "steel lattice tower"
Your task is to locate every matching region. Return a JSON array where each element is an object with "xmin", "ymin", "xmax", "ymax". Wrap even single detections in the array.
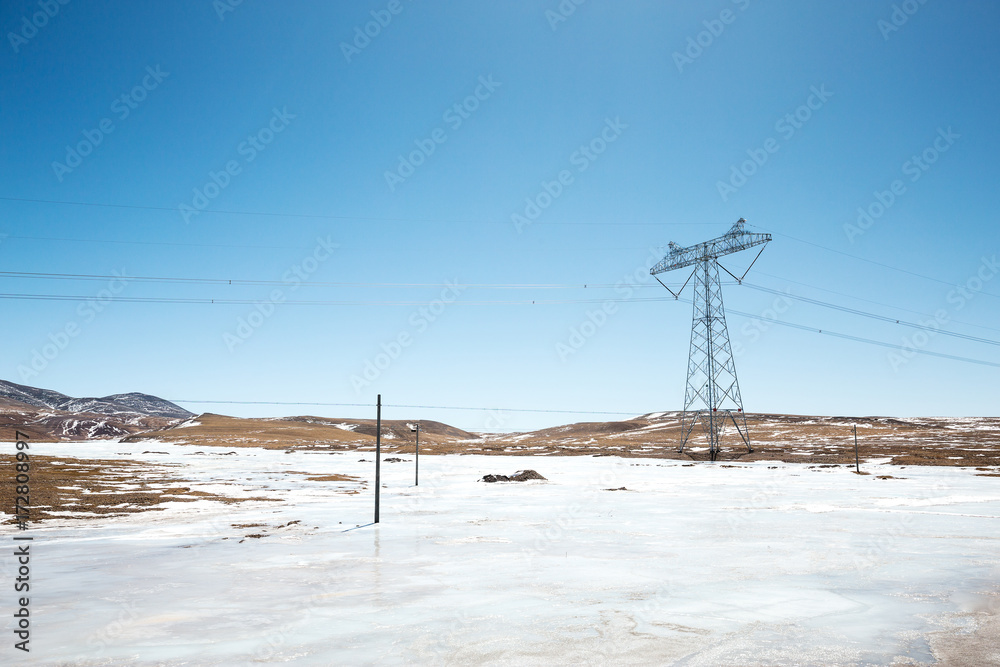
[{"xmin": 650, "ymin": 219, "xmax": 771, "ymax": 460}]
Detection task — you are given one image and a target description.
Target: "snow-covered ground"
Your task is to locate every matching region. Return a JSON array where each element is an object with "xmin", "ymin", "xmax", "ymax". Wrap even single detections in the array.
[{"xmin": 3, "ymin": 442, "xmax": 999, "ymax": 665}]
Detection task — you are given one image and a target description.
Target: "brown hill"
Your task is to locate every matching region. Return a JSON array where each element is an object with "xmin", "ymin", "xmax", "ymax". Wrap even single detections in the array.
[
  {"xmin": 119, "ymin": 413, "xmax": 476, "ymax": 451},
  {"xmin": 9, "ymin": 402, "xmax": 999, "ymax": 469},
  {"xmin": 469, "ymin": 411, "xmax": 1000, "ymax": 468}
]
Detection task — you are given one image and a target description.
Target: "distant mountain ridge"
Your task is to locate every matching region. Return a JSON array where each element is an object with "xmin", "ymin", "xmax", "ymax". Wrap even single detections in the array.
[{"xmin": 0, "ymin": 380, "xmax": 192, "ymax": 419}]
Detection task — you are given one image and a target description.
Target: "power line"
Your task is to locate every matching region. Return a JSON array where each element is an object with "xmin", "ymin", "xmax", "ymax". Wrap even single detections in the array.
[
  {"xmin": 743, "ymin": 283, "xmax": 1000, "ymax": 347},
  {"xmin": 0, "ymin": 292, "xmax": 679, "ymax": 305},
  {"xmin": 0, "ymin": 234, "xmax": 305, "ymax": 251},
  {"xmin": 4, "ymin": 196, "xmax": 991, "ymax": 293},
  {"xmin": 750, "ymin": 269, "xmax": 1000, "ymax": 335},
  {"xmin": 2, "ymin": 288, "xmax": 997, "ymax": 368},
  {"xmin": 0, "ymin": 270, "xmax": 708, "ymax": 290},
  {"xmin": 748, "ymin": 224, "xmax": 1000, "ymax": 300},
  {"xmin": 723, "ymin": 305, "xmax": 1000, "ymax": 369},
  {"xmin": 168, "ymin": 399, "xmax": 641, "ymax": 417},
  {"xmin": 0, "ymin": 233, "xmax": 666, "ymax": 253},
  {"xmin": 6, "ymin": 267, "xmax": 998, "ymax": 339},
  {"xmin": 0, "ymin": 195, "xmax": 714, "ymax": 227},
  {"xmin": 7, "ymin": 232, "xmax": 996, "ymax": 341}
]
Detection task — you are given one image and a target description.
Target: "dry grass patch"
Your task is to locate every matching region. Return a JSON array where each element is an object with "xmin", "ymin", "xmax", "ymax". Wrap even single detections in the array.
[
  {"xmin": 303, "ymin": 473, "xmax": 361, "ymax": 483},
  {"xmin": 0, "ymin": 455, "xmax": 277, "ymax": 524}
]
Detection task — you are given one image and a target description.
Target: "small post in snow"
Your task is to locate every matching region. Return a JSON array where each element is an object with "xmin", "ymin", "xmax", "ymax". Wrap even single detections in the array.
[
  {"xmin": 853, "ymin": 424, "xmax": 860, "ymax": 474},
  {"xmin": 375, "ymin": 394, "xmax": 381, "ymax": 524},
  {"xmin": 411, "ymin": 422, "xmax": 420, "ymax": 486}
]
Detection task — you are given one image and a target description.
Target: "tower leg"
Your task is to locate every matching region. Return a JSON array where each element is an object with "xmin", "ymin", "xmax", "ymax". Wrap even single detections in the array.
[{"xmin": 678, "ymin": 410, "xmax": 700, "ymax": 453}]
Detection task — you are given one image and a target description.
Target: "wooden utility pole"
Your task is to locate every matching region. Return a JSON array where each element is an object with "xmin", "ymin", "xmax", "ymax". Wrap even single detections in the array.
[{"xmin": 375, "ymin": 394, "xmax": 381, "ymax": 523}]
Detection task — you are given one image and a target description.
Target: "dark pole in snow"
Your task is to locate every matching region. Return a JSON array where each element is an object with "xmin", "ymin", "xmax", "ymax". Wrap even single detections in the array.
[
  {"xmin": 375, "ymin": 394, "xmax": 381, "ymax": 524},
  {"xmin": 853, "ymin": 424, "xmax": 860, "ymax": 474},
  {"xmin": 413, "ymin": 422, "xmax": 419, "ymax": 486}
]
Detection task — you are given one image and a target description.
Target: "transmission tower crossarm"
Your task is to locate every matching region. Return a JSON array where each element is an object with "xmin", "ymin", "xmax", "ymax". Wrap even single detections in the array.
[
  {"xmin": 717, "ymin": 262, "xmax": 743, "ymax": 284},
  {"xmin": 718, "ymin": 245, "xmax": 767, "ymax": 285},
  {"xmin": 736, "ymin": 244, "xmax": 767, "ymax": 282},
  {"xmin": 654, "ymin": 276, "xmax": 679, "ymax": 299},
  {"xmin": 654, "ymin": 268, "xmax": 696, "ymax": 299},
  {"xmin": 650, "ymin": 218, "xmax": 771, "ymax": 276}
]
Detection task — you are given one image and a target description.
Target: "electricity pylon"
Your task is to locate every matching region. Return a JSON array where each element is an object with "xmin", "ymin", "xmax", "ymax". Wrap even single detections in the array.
[{"xmin": 650, "ymin": 218, "xmax": 770, "ymax": 461}]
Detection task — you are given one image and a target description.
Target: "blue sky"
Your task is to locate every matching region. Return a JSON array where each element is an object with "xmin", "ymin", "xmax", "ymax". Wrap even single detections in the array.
[{"xmin": 2, "ymin": 0, "xmax": 998, "ymax": 432}]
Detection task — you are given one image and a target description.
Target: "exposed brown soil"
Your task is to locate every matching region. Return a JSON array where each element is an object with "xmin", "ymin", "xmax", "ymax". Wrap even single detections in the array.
[
  {"xmin": 300, "ymin": 473, "xmax": 362, "ymax": 483},
  {"xmin": 0, "ymin": 454, "xmax": 278, "ymax": 525}
]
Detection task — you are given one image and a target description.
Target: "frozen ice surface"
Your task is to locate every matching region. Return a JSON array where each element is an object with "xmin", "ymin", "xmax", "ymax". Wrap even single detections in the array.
[{"xmin": 2, "ymin": 442, "xmax": 999, "ymax": 665}]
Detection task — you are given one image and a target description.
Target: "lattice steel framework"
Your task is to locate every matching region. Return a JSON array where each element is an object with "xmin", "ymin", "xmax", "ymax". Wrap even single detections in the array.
[{"xmin": 650, "ymin": 219, "xmax": 770, "ymax": 460}]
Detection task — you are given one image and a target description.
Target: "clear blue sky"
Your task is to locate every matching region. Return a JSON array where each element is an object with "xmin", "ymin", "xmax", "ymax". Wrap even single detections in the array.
[{"xmin": 2, "ymin": 1, "xmax": 998, "ymax": 432}]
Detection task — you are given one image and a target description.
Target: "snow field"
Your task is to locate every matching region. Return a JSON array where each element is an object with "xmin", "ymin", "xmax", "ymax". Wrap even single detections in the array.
[{"xmin": 2, "ymin": 441, "xmax": 999, "ymax": 665}]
